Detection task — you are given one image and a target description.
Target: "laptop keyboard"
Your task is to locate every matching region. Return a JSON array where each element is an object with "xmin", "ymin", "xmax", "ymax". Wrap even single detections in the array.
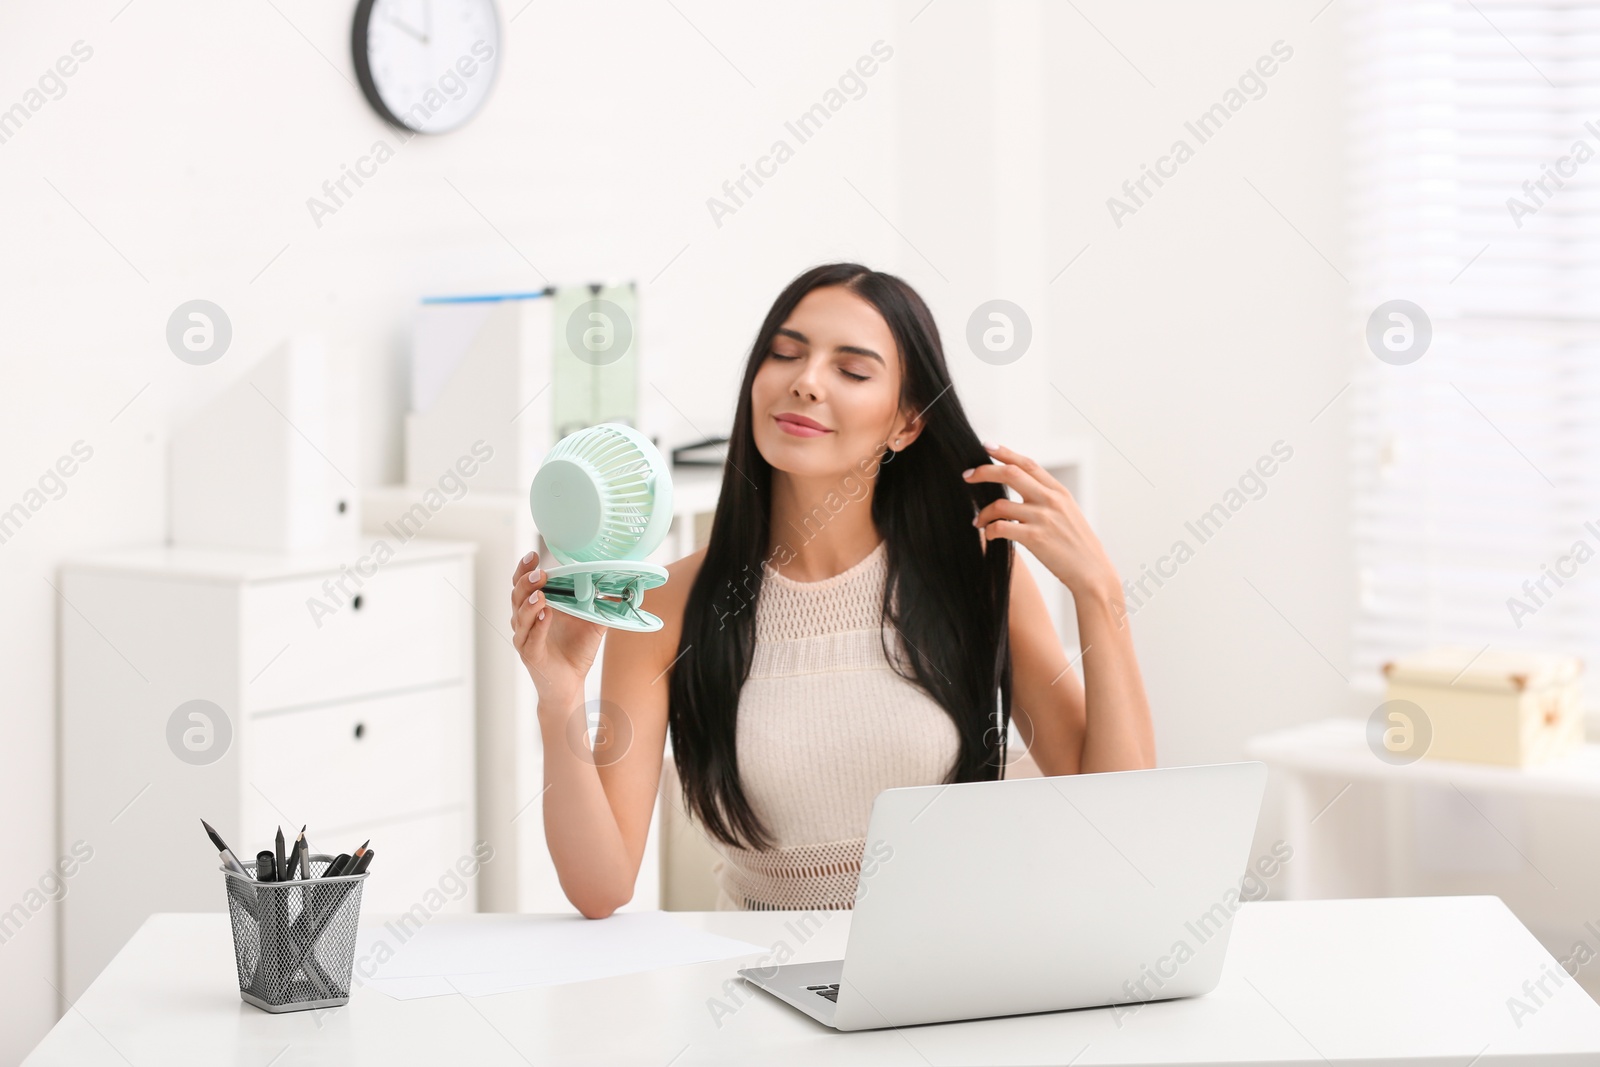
[{"xmin": 806, "ymin": 983, "xmax": 840, "ymax": 1002}]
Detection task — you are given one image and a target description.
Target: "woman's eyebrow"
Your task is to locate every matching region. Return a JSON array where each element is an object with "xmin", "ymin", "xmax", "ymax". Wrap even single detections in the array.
[{"xmin": 774, "ymin": 327, "xmax": 885, "ymax": 365}]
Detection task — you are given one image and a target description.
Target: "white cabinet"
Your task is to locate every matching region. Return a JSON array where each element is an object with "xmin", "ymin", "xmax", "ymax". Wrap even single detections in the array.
[{"xmin": 58, "ymin": 538, "xmax": 476, "ymax": 1000}]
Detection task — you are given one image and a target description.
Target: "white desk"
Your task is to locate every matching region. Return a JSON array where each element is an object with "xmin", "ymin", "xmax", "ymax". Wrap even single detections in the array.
[
  {"xmin": 1246, "ymin": 718, "xmax": 1600, "ymax": 802},
  {"xmin": 25, "ymin": 897, "xmax": 1600, "ymax": 1065},
  {"xmin": 1246, "ymin": 718, "xmax": 1600, "ymax": 902}
]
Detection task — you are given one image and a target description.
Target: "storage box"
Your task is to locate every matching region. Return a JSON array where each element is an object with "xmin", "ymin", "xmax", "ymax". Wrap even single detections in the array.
[
  {"xmin": 169, "ymin": 335, "xmax": 360, "ymax": 551},
  {"xmin": 1381, "ymin": 646, "xmax": 1585, "ymax": 767}
]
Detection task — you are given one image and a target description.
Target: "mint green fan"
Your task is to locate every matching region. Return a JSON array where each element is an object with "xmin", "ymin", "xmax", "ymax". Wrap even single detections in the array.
[{"xmin": 529, "ymin": 422, "xmax": 674, "ymax": 632}]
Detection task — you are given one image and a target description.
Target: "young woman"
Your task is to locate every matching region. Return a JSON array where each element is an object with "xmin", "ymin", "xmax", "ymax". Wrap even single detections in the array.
[{"xmin": 511, "ymin": 263, "xmax": 1154, "ymax": 917}]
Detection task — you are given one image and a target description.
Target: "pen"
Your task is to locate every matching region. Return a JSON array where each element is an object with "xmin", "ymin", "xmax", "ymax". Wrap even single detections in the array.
[
  {"xmin": 261, "ymin": 834, "xmax": 291, "ymax": 1001},
  {"xmin": 286, "ymin": 837, "xmax": 371, "ymax": 976},
  {"xmin": 283, "ymin": 864, "xmax": 365, "ymax": 994},
  {"xmin": 293, "ymin": 826, "xmax": 310, "ymax": 880},
  {"xmin": 256, "ymin": 850, "xmax": 277, "ymax": 883},
  {"xmin": 200, "ymin": 819, "xmax": 249, "ymax": 877}
]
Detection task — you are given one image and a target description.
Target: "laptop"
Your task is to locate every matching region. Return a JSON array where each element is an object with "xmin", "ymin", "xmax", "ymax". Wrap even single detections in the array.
[{"xmin": 737, "ymin": 760, "xmax": 1268, "ymax": 1031}]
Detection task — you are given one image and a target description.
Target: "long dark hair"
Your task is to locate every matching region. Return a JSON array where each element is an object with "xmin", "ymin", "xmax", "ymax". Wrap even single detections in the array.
[{"xmin": 667, "ymin": 263, "xmax": 1014, "ymax": 851}]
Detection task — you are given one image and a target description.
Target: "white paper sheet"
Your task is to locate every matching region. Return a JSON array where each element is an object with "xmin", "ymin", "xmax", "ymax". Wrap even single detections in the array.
[
  {"xmin": 351, "ymin": 911, "xmax": 766, "ymax": 1000},
  {"xmin": 359, "ymin": 975, "xmax": 458, "ymax": 1000}
]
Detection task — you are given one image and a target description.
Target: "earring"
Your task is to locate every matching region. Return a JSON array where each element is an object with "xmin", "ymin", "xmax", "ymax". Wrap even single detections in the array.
[{"xmin": 894, "ymin": 437, "xmax": 902, "ymax": 447}]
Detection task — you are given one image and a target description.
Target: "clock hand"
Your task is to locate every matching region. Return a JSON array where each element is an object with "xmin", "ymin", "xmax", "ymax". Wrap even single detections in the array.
[{"xmin": 386, "ymin": 15, "xmax": 426, "ymax": 43}]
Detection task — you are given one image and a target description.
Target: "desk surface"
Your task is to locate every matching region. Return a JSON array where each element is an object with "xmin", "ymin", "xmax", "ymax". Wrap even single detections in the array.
[{"xmin": 25, "ymin": 896, "xmax": 1600, "ymax": 1066}]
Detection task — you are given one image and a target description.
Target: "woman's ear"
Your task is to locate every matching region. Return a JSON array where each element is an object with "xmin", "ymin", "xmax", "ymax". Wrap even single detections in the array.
[{"xmin": 892, "ymin": 410, "xmax": 925, "ymax": 451}]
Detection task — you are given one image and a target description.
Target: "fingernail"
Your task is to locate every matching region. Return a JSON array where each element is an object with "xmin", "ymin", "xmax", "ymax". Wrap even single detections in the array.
[
  {"xmin": 531, "ymin": 568, "xmax": 543, "ymax": 581},
  {"xmin": 961, "ymin": 468, "xmax": 974, "ymax": 478},
  {"xmin": 971, "ymin": 516, "xmax": 981, "ymax": 526},
  {"xmin": 522, "ymin": 550, "xmax": 536, "ymax": 564},
  {"xmin": 537, "ymin": 610, "xmax": 545, "ymax": 621},
  {"xmin": 983, "ymin": 440, "xmax": 999, "ymax": 451}
]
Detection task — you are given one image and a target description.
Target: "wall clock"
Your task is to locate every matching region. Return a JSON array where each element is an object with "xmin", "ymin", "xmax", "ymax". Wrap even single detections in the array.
[{"xmin": 352, "ymin": 0, "xmax": 500, "ymax": 134}]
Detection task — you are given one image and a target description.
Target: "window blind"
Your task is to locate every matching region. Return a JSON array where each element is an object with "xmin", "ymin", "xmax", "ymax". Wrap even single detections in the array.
[{"xmin": 1348, "ymin": 0, "xmax": 1600, "ymax": 696}]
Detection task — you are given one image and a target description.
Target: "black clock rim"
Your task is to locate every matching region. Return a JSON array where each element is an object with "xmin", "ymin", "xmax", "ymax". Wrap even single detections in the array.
[
  {"xmin": 352, "ymin": 0, "xmax": 414, "ymax": 133},
  {"xmin": 353, "ymin": 0, "xmax": 502, "ymax": 135},
  {"xmin": 352, "ymin": 0, "xmax": 500, "ymax": 135}
]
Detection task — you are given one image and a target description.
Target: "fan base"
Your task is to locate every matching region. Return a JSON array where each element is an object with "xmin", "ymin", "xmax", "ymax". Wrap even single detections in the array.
[{"xmin": 541, "ymin": 561, "xmax": 668, "ymax": 632}]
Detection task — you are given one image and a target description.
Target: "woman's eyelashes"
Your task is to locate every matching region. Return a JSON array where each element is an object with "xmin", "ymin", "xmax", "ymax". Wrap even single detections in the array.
[{"xmin": 768, "ymin": 351, "xmax": 870, "ymax": 382}]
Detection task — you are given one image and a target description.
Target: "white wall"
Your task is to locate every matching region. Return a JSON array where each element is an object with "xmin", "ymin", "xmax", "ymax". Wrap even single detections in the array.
[
  {"xmin": 1039, "ymin": 1, "xmax": 1357, "ymax": 756},
  {"xmin": 0, "ymin": 1, "xmax": 1350, "ymax": 1060},
  {"xmin": 1032, "ymin": 0, "xmax": 1357, "ymax": 906}
]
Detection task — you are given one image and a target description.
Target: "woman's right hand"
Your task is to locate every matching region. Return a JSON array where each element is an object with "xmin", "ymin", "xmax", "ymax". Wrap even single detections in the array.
[{"xmin": 512, "ymin": 549, "xmax": 607, "ymax": 704}]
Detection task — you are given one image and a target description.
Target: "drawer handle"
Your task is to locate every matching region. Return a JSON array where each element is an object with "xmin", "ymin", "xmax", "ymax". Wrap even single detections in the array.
[{"xmin": 354, "ymin": 722, "xmax": 366, "ymax": 740}]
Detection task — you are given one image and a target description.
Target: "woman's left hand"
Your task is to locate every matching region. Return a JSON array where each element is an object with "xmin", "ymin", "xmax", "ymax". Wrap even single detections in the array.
[{"xmin": 964, "ymin": 442, "xmax": 1119, "ymax": 600}]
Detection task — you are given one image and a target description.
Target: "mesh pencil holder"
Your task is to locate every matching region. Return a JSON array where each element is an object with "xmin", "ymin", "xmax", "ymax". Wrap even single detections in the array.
[{"xmin": 221, "ymin": 854, "xmax": 368, "ymax": 1013}]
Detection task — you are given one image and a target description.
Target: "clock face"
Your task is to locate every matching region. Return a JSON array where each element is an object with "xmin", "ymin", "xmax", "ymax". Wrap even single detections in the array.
[{"xmin": 354, "ymin": 0, "xmax": 500, "ymax": 134}]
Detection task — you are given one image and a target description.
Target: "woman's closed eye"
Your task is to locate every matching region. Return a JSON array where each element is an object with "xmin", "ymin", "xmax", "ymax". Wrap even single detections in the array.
[{"xmin": 769, "ymin": 352, "xmax": 870, "ymax": 382}]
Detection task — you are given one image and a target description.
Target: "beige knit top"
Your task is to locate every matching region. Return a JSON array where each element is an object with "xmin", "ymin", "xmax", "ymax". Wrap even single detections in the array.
[{"xmin": 705, "ymin": 538, "xmax": 963, "ymax": 910}]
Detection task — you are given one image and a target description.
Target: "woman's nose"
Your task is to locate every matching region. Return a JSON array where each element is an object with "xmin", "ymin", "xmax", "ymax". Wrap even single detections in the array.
[{"xmin": 790, "ymin": 360, "xmax": 822, "ymax": 400}]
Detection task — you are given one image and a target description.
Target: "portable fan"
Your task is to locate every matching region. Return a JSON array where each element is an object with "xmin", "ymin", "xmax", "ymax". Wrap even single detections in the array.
[{"xmin": 529, "ymin": 422, "xmax": 674, "ymax": 632}]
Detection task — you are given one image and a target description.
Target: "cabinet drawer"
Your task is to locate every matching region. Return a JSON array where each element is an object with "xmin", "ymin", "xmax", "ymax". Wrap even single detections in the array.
[
  {"xmin": 241, "ymin": 685, "xmax": 471, "ymax": 839},
  {"xmin": 240, "ymin": 555, "xmax": 469, "ymax": 713},
  {"xmin": 351, "ymin": 808, "xmax": 479, "ymax": 916}
]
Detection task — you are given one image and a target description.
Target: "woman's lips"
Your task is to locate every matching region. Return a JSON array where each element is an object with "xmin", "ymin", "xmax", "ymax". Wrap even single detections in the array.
[{"xmin": 774, "ymin": 415, "xmax": 831, "ymax": 437}]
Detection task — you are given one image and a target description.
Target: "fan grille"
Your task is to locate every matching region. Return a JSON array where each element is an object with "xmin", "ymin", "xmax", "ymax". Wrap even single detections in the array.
[{"xmin": 539, "ymin": 424, "xmax": 669, "ymax": 563}]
